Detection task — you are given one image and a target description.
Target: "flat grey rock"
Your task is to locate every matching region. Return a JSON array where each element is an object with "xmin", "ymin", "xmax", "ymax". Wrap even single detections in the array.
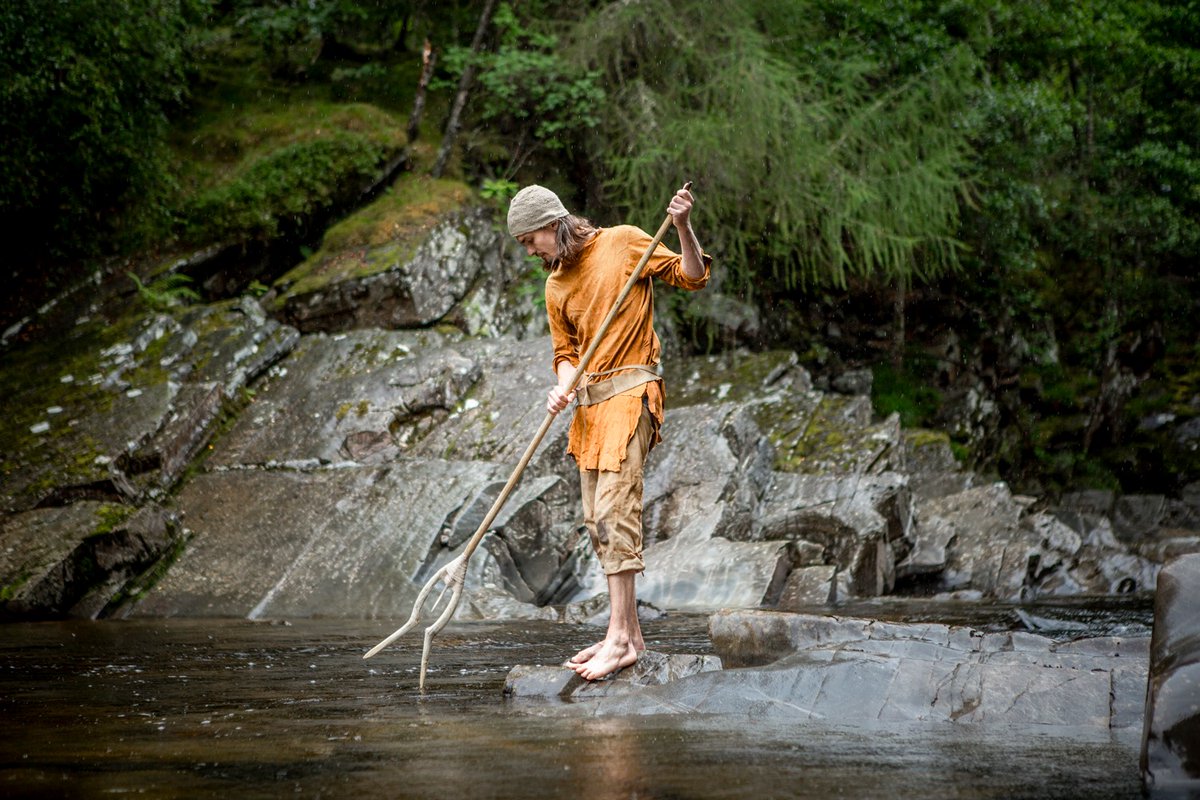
[
  {"xmin": 504, "ymin": 650, "xmax": 722, "ymax": 703},
  {"xmin": 608, "ymin": 609, "xmax": 1151, "ymax": 730}
]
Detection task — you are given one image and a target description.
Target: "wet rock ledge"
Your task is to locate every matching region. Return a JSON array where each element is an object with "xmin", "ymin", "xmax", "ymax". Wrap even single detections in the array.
[{"xmin": 508, "ymin": 610, "xmax": 1149, "ymax": 732}]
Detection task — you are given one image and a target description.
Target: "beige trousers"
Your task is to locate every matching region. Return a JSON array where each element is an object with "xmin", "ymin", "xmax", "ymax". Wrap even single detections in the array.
[{"xmin": 579, "ymin": 406, "xmax": 654, "ymax": 575}]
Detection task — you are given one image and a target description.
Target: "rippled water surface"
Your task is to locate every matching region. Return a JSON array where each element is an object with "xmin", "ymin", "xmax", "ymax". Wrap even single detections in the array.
[{"xmin": 1, "ymin": 604, "xmax": 1149, "ymax": 798}]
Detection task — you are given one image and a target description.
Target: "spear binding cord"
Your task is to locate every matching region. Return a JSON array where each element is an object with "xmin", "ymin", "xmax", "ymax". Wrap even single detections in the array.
[{"xmin": 363, "ymin": 181, "xmax": 695, "ymax": 689}]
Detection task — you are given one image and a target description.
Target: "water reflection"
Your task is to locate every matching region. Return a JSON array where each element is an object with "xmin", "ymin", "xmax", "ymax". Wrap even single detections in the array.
[{"xmin": 0, "ymin": 609, "xmax": 1147, "ymax": 798}]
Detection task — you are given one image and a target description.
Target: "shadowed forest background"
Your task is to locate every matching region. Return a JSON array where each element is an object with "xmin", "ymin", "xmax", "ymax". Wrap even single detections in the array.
[{"xmin": 2, "ymin": 0, "xmax": 1197, "ymax": 501}]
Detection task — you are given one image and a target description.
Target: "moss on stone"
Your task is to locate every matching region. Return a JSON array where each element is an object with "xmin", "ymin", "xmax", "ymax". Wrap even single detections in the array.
[
  {"xmin": 271, "ymin": 174, "xmax": 473, "ymax": 303},
  {"xmin": 0, "ymin": 570, "xmax": 33, "ymax": 603},
  {"xmin": 667, "ymin": 350, "xmax": 801, "ymax": 408},
  {"xmin": 762, "ymin": 394, "xmax": 891, "ymax": 474},
  {"xmin": 103, "ymin": 530, "xmax": 191, "ymax": 614},
  {"xmin": 0, "ymin": 308, "xmax": 155, "ymax": 506},
  {"xmin": 176, "ymin": 101, "xmax": 406, "ymax": 195},
  {"xmin": 904, "ymin": 428, "xmax": 951, "ymax": 449},
  {"xmin": 88, "ymin": 504, "xmax": 137, "ymax": 539}
]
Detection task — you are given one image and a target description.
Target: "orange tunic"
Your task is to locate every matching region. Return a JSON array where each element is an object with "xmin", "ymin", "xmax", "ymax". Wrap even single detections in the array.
[{"xmin": 545, "ymin": 225, "xmax": 711, "ymax": 471}]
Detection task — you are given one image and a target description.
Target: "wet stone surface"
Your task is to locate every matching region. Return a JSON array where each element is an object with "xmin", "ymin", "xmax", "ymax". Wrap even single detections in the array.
[{"xmin": 503, "ymin": 650, "xmax": 723, "ymax": 703}]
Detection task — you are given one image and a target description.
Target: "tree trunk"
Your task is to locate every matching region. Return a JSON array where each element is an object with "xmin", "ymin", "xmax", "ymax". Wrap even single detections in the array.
[
  {"xmin": 431, "ymin": 0, "xmax": 498, "ymax": 178},
  {"xmin": 892, "ymin": 278, "xmax": 906, "ymax": 371},
  {"xmin": 406, "ymin": 39, "xmax": 437, "ymax": 145},
  {"xmin": 1083, "ymin": 297, "xmax": 1127, "ymax": 454}
]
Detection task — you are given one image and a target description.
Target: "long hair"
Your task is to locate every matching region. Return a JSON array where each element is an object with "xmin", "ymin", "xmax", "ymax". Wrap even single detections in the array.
[{"xmin": 551, "ymin": 214, "xmax": 598, "ymax": 271}]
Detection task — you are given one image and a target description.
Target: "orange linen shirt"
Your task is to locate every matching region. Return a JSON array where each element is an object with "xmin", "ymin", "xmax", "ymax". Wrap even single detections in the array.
[{"xmin": 546, "ymin": 225, "xmax": 711, "ymax": 471}]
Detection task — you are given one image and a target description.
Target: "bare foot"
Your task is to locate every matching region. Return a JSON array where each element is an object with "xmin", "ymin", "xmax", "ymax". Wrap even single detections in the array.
[
  {"xmin": 568, "ymin": 641, "xmax": 603, "ymax": 664},
  {"xmin": 566, "ymin": 636, "xmax": 645, "ymax": 666},
  {"xmin": 572, "ymin": 638, "xmax": 639, "ymax": 681}
]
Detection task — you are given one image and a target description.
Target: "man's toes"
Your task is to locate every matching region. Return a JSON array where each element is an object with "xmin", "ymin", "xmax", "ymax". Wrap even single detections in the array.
[{"xmin": 569, "ymin": 643, "xmax": 601, "ymax": 664}]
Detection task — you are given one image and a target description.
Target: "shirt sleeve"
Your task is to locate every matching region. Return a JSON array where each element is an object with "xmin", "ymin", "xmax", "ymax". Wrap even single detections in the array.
[
  {"xmin": 545, "ymin": 285, "xmax": 579, "ymax": 374},
  {"xmin": 623, "ymin": 225, "xmax": 711, "ymax": 291}
]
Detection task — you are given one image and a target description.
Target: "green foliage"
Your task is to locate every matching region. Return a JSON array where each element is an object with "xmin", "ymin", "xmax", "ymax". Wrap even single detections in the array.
[
  {"xmin": 940, "ymin": 0, "xmax": 1200, "ymax": 492},
  {"xmin": 442, "ymin": 3, "xmax": 604, "ymax": 175},
  {"xmin": 229, "ymin": 0, "xmax": 471, "ymax": 61},
  {"xmin": 480, "ymin": 178, "xmax": 518, "ymax": 204},
  {"xmin": 129, "ymin": 273, "xmax": 202, "ymax": 311},
  {"xmin": 180, "ymin": 132, "xmax": 389, "ymax": 243},
  {"xmin": 871, "ymin": 363, "xmax": 942, "ymax": 429},
  {"xmin": 4, "ymin": 0, "xmax": 1196, "ymax": 499},
  {"xmin": 0, "ymin": 0, "xmax": 205, "ymax": 259},
  {"xmin": 231, "ymin": 0, "xmax": 346, "ymax": 75},
  {"xmin": 564, "ymin": 0, "xmax": 975, "ymax": 293},
  {"xmin": 246, "ymin": 280, "xmax": 271, "ymax": 297},
  {"xmin": 230, "ymin": 0, "xmax": 399, "ymax": 61}
]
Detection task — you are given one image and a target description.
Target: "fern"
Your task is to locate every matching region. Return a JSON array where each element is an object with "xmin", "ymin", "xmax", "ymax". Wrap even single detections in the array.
[{"xmin": 128, "ymin": 272, "xmax": 201, "ymax": 311}]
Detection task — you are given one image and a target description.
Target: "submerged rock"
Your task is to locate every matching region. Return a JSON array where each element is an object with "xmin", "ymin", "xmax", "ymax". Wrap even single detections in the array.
[{"xmin": 503, "ymin": 650, "xmax": 723, "ymax": 704}]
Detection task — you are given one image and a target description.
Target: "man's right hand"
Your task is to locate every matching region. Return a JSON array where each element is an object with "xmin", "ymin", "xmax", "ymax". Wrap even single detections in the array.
[{"xmin": 547, "ymin": 384, "xmax": 576, "ymax": 415}]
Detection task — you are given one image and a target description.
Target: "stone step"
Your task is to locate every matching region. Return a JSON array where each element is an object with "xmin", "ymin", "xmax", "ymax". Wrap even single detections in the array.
[{"xmin": 503, "ymin": 650, "xmax": 723, "ymax": 703}]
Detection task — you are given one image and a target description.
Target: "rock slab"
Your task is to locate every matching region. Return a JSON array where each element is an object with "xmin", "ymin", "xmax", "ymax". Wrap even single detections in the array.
[
  {"xmin": 1, "ymin": 503, "xmax": 182, "ymax": 619},
  {"xmin": 1141, "ymin": 554, "xmax": 1200, "ymax": 794},
  {"xmin": 573, "ymin": 609, "xmax": 1152, "ymax": 729},
  {"xmin": 503, "ymin": 650, "xmax": 723, "ymax": 703}
]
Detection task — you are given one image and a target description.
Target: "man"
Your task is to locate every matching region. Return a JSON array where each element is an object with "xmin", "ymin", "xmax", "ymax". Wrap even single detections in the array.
[{"xmin": 507, "ymin": 184, "xmax": 710, "ymax": 680}]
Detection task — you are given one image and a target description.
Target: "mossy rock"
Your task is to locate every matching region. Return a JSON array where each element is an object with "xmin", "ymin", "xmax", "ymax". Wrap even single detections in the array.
[
  {"xmin": 762, "ymin": 394, "xmax": 900, "ymax": 475},
  {"xmin": 0, "ymin": 502, "xmax": 184, "ymax": 619},
  {"xmin": 175, "ymin": 102, "xmax": 408, "ymax": 249},
  {"xmin": 0, "ymin": 299, "xmax": 295, "ymax": 512},
  {"xmin": 902, "ymin": 428, "xmax": 960, "ymax": 473},
  {"xmin": 270, "ymin": 174, "xmax": 473, "ymax": 303},
  {"xmin": 665, "ymin": 349, "xmax": 808, "ymax": 409}
]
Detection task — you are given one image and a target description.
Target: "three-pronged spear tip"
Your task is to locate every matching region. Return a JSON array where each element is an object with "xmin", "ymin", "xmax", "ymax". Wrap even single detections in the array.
[
  {"xmin": 363, "ymin": 180, "xmax": 694, "ymax": 691},
  {"xmin": 362, "ymin": 553, "xmax": 467, "ymax": 691}
]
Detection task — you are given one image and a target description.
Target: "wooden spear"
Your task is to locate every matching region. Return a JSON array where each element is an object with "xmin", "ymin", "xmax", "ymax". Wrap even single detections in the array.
[{"xmin": 363, "ymin": 182, "xmax": 694, "ymax": 689}]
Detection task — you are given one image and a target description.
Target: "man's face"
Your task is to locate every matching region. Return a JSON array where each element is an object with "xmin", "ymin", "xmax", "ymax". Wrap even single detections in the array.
[{"xmin": 516, "ymin": 224, "xmax": 558, "ymax": 266}]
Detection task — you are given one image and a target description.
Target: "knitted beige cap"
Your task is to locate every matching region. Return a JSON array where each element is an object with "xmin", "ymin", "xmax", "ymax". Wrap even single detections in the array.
[{"xmin": 507, "ymin": 185, "xmax": 569, "ymax": 237}]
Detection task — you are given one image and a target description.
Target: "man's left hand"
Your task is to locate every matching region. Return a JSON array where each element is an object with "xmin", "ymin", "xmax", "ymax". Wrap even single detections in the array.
[{"xmin": 667, "ymin": 188, "xmax": 693, "ymax": 229}]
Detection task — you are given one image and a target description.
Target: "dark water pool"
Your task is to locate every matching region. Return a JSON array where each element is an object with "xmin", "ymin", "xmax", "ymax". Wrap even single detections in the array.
[{"xmin": 0, "ymin": 606, "xmax": 1148, "ymax": 798}]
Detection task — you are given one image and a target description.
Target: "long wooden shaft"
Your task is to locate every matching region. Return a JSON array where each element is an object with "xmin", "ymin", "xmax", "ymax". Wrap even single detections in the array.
[{"xmin": 458, "ymin": 182, "xmax": 689, "ymax": 563}]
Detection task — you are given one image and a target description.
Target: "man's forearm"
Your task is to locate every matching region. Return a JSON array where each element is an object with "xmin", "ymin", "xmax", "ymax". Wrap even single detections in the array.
[
  {"xmin": 677, "ymin": 222, "xmax": 705, "ymax": 281},
  {"xmin": 556, "ymin": 360, "xmax": 578, "ymax": 390}
]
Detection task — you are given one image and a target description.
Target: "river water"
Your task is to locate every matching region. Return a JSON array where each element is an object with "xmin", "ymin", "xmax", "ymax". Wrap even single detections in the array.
[{"xmin": 1, "ymin": 601, "xmax": 1150, "ymax": 799}]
